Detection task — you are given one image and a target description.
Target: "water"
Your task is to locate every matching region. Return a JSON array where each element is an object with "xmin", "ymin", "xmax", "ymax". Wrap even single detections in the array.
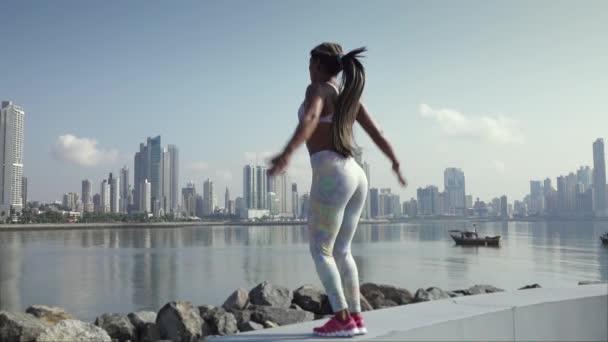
[{"xmin": 1, "ymin": 221, "xmax": 607, "ymax": 322}]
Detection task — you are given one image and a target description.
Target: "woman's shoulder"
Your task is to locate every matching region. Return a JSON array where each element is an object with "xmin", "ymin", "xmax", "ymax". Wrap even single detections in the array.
[{"xmin": 305, "ymin": 82, "xmax": 336, "ymax": 99}]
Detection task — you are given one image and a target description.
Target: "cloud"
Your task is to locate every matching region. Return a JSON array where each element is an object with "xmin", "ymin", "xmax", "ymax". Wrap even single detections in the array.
[
  {"xmin": 51, "ymin": 134, "xmax": 119, "ymax": 167},
  {"xmin": 420, "ymin": 104, "xmax": 524, "ymax": 144},
  {"xmin": 188, "ymin": 161, "xmax": 209, "ymax": 171}
]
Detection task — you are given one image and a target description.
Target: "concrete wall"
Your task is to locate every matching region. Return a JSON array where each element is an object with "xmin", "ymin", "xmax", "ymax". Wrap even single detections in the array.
[{"xmin": 212, "ymin": 284, "xmax": 607, "ymax": 341}]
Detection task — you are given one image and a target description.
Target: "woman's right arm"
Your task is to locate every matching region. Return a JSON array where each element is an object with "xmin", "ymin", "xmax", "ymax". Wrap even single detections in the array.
[{"xmin": 356, "ymin": 103, "xmax": 407, "ymax": 187}]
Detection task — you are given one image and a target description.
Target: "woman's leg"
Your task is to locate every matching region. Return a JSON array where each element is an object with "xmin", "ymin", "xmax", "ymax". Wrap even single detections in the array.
[{"xmin": 333, "ymin": 164, "xmax": 367, "ymax": 314}]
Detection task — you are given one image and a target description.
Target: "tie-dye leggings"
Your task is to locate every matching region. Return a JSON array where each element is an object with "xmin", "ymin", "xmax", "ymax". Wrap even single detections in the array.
[{"xmin": 308, "ymin": 150, "xmax": 368, "ymax": 313}]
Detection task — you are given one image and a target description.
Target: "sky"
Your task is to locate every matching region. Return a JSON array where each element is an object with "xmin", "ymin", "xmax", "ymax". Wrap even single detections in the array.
[{"xmin": 1, "ymin": 0, "xmax": 607, "ymax": 203}]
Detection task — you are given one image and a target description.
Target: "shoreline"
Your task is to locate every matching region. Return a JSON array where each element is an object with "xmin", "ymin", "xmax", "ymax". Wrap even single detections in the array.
[{"xmin": 1, "ymin": 216, "xmax": 607, "ymax": 231}]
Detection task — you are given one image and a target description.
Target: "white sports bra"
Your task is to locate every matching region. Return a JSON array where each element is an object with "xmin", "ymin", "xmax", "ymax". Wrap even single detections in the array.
[{"xmin": 298, "ymin": 82, "xmax": 339, "ymax": 123}]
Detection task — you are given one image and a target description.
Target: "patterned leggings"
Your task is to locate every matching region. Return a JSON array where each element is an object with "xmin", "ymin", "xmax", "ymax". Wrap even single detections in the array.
[{"xmin": 308, "ymin": 150, "xmax": 368, "ymax": 313}]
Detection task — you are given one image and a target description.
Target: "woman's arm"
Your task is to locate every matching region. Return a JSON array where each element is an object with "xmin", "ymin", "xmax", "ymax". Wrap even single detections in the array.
[
  {"xmin": 356, "ymin": 103, "xmax": 407, "ymax": 187},
  {"xmin": 267, "ymin": 84, "xmax": 324, "ymax": 176}
]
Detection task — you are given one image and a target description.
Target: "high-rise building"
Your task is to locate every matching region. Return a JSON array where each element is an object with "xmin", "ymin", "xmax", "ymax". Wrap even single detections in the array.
[
  {"xmin": 0, "ymin": 101, "xmax": 25, "ymax": 220},
  {"xmin": 109, "ymin": 172, "xmax": 120, "ymax": 213},
  {"xmin": 444, "ymin": 168, "xmax": 466, "ymax": 216},
  {"xmin": 62, "ymin": 192, "xmax": 79, "ymax": 211},
  {"xmin": 120, "ymin": 166, "xmax": 129, "ymax": 213},
  {"xmin": 166, "ymin": 145, "xmax": 179, "ymax": 213},
  {"xmin": 267, "ymin": 172, "xmax": 291, "ymax": 215},
  {"xmin": 134, "ymin": 142, "xmax": 149, "ymax": 211},
  {"xmin": 100, "ymin": 180, "xmax": 110, "ymax": 213},
  {"xmin": 82, "ymin": 179, "xmax": 93, "ymax": 213},
  {"xmin": 593, "ymin": 138, "xmax": 606, "ymax": 216},
  {"xmin": 267, "ymin": 192, "xmax": 279, "ymax": 215},
  {"xmin": 225, "ymin": 187, "xmax": 230, "ymax": 210},
  {"xmin": 149, "ymin": 136, "xmax": 162, "ymax": 208},
  {"xmin": 529, "ymin": 180, "xmax": 544, "ymax": 215},
  {"xmin": 369, "ymin": 188, "xmax": 379, "ymax": 218},
  {"xmin": 243, "ymin": 165, "xmax": 256, "ymax": 209},
  {"xmin": 577, "ymin": 166, "xmax": 592, "ymax": 191},
  {"xmin": 500, "ymin": 195, "xmax": 509, "ymax": 219},
  {"xmin": 465, "ymin": 195, "xmax": 473, "ymax": 211},
  {"xmin": 93, "ymin": 193, "xmax": 101, "ymax": 213},
  {"xmin": 195, "ymin": 195, "xmax": 204, "ymax": 218},
  {"xmin": 291, "ymin": 183, "xmax": 299, "ymax": 218},
  {"xmin": 21, "ymin": 177, "xmax": 27, "ymax": 209},
  {"xmin": 300, "ymin": 193, "xmax": 310, "ymax": 220},
  {"xmin": 134, "ymin": 136, "xmax": 170, "ymax": 215},
  {"xmin": 256, "ymin": 166, "xmax": 267, "ymax": 209},
  {"xmin": 181, "ymin": 181, "xmax": 197, "ymax": 217},
  {"xmin": 140, "ymin": 179, "xmax": 151, "ymax": 214},
  {"xmin": 417, "ymin": 186, "xmax": 439, "ymax": 216},
  {"xmin": 404, "ymin": 198, "xmax": 418, "ymax": 217},
  {"xmin": 227, "ymin": 200, "xmax": 235, "ymax": 215},
  {"xmin": 203, "ymin": 178, "xmax": 214, "ymax": 216},
  {"xmin": 235, "ymin": 196, "xmax": 245, "ymax": 217}
]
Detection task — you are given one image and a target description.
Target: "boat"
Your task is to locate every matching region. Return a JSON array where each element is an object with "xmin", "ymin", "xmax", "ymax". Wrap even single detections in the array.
[
  {"xmin": 601, "ymin": 232, "xmax": 608, "ymax": 245},
  {"xmin": 449, "ymin": 225, "xmax": 501, "ymax": 247}
]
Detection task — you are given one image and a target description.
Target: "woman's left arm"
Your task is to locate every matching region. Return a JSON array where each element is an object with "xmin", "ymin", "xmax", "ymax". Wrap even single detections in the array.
[{"xmin": 268, "ymin": 84, "xmax": 324, "ymax": 176}]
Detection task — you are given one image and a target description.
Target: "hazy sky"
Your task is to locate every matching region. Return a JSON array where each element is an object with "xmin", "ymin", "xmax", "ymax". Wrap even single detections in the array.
[{"xmin": 1, "ymin": 0, "xmax": 607, "ymax": 203}]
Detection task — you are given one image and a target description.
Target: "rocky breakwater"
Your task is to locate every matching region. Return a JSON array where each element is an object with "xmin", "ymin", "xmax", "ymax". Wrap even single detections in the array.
[{"xmin": 1, "ymin": 281, "xmax": 558, "ymax": 342}]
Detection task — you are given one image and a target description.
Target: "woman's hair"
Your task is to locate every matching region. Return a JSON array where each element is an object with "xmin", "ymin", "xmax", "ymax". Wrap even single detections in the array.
[{"xmin": 310, "ymin": 42, "xmax": 367, "ymax": 158}]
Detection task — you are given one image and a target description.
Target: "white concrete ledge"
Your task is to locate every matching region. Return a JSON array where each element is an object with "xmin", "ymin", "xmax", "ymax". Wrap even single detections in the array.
[{"xmin": 211, "ymin": 284, "xmax": 608, "ymax": 341}]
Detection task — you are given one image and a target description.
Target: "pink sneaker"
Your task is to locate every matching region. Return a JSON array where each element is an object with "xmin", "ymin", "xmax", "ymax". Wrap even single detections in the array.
[
  {"xmin": 352, "ymin": 314, "xmax": 367, "ymax": 335},
  {"xmin": 313, "ymin": 316, "xmax": 357, "ymax": 337}
]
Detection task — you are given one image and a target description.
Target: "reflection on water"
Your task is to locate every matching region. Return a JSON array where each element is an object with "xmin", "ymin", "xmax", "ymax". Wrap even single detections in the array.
[{"xmin": 1, "ymin": 221, "xmax": 607, "ymax": 321}]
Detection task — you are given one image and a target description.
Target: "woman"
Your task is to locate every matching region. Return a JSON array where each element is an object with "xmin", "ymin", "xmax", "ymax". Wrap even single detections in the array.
[{"xmin": 268, "ymin": 42, "xmax": 407, "ymax": 337}]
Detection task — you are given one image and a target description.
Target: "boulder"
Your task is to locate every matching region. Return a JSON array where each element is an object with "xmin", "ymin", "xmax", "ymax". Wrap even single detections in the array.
[
  {"xmin": 249, "ymin": 281, "xmax": 292, "ymax": 308},
  {"xmin": 222, "ymin": 288, "xmax": 249, "ymax": 311},
  {"xmin": 127, "ymin": 311, "xmax": 159, "ymax": 342},
  {"xmin": 249, "ymin": 305, "xmax": 314, "ymax": 326},
  {"xmin": 156, "ymin": 301, "xmax": 203, "ymax": 342},
  {"xmin": 447, "ymin": 291, "xmax": 464, "ymax": 298},
  {"xmin": 359, "ymin": 294, "xmax": 373, "ymax": 312},
  {"xmin": 426, "ymin": 287, "xmax": 451, "ymax": 300},
  {"xmin": 292, "ymin": 285, "xmax": 331, "ymax": 315},
  {"xmin": 450, "ymin": 290, "xmax": 469, "ymax": 297},
  {"xmin": 0, "ymin": 311, "xmax": 51, "ymax": 342},
  {"xmin": 362, "ymin": 289, "xmax": 398, "ymax": 309},
  {"xmin": 361, "ymin": 283, "xmax": 413, "ymax": 305},
  {"xmin": 94, "ymin": 313, "xmax": 136, "ymax": 342},
  {"xmin": 289, "ymin": 304, "xmax": 302, "ymax": 311},
  {"xmin": 237, "ymin": 321, "xmax": 264, "ymax": 332},
  {"xmin": 226, "ymin": 309, "xmax": 252, "ymax": 326},
  {"xmin": 200, "ymin": 308, "xmax": 237, "ymax": 336},
  {"xmin": 25, "ymin": 305, "xmax": 74, "ymax": 325},
  {"xmin": 518, "ymin": 284, "xmax": 542, "ymax": 290},
  {"xmin": 467, "ymin": 285, "xmax": 504, "ymax": 295},
  {"xmin": 36, "ymin": 319, "xmax": 111, "ymax": 342},
  {"xmin": 197, "ymin": 305, "xmax": 216, "ymax": 322}
]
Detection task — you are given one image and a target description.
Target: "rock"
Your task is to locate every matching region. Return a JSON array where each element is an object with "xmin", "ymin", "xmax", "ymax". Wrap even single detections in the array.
[
  {"xmin": 127, "ymin": 311, "xmax": 159, "ymax": 342},
  {"xmin": 360, "ymin": 294, "xmax": 373, "ymax": 312},
  {"xmin": 292, "ymin": 285, "xmax": 332, "ymax": 315},
  {"xmin": 0, "ymin": 311, "xmax": 52, "ymax": 342},
  {"xmin": 222, "ymin": 288, "xmax": 249, "ymax": 311},
  {"xmin": 249, "ymin": 305, "xmax": 314, "ymax": 326},
  {"xmin": 36, "ymin": 319, "xmax": 111, "ymax": 342},
  {"xmin": 414, "ymin": 288, "xmax": 430, "ymax": 302},
  {"xmin": 226, "ymin": 309, "xmax": 252, "ymax": 326},
  {"xmin": 263, "ymin": 321, "xmax": 279, "ymax": 329},
  {"xmin": 201, "ymin": 308, "xmax": 238, "ymax": 336},
  {"xmin": 25, "ymin": 305, "xmax": 74, "ymax": 325},
  {"xmin": 519, "ymin": 284, "xmax": 542, "ymax": 290},
  {"xmin": 426, "ymin": 287, "xmax": 451, "ymax": 300},
  {"xmin": 156, "ymin": 301, "xmax": 203, "ymax": 342},
  {"xmin": 578, "ymin": 281, "xmax": 604, "ymax": 286},
  {"xmin": 450, "ymin": 290, "xmax": 469, "ymax": 297},
  {"xmin": 237, "ymin": 321, "xmax": 264, "ymax": 332},
  {"xmin": 447, "ymin": 291, "xmax": 464, "ymax": 298},
  {"xmin": 467, "ymin": 285, "xmax": 504, "ymax": 295},
  {"xmin": 289, "ymin": 304, "xmax": 302, "ymax": 311},
  {"xmin": 249, "ymin": 281, "xmax": 292, "ymax": 308},
  {"xmin": 197, "ymin": 305, "xmax": 216, "ymax": 321},
  {"xmin": 94, "ymin": 313, "xmax": 136, "ymax": 342},
  {"xmin": 363, "ymin": 289, "xmax": 398, "ymax": 309},
  {"xmin": 361, "ymin": 283, "xmax": 413, "ymax": 305}
]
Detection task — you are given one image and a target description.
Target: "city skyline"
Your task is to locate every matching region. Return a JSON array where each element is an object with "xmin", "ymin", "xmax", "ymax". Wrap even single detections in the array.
[{"xmin": 1, "ymin": 1, "xmax": 607, "ymax": 203}]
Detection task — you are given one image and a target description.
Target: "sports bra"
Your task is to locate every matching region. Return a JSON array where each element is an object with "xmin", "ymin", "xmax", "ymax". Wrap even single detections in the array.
[{"xmin": 298, "ymin": 82, "xmax": 339, "ymax": 123}]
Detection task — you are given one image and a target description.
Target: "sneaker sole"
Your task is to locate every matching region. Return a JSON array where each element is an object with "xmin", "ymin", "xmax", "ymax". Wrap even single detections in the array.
[
  {"xmin": 313, "ymin": 328, "xmax": 357, "ymax": 337},
  {"xmin": 354, "ymin": 327, "xmax": 368, "ymax": 335}
]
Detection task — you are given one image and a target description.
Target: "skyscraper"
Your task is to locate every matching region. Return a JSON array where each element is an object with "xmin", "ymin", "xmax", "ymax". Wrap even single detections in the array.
[
  {"xmin": 108, "ymin": 172, "xmax": 120, "ymax": 213},
  {"xmin": 417, "ymin": 186, "xmax": 439, "ymax": 216},
  {"xmin": 291, "ymin": 183, "xmax": 299, "ymax": 218},
  {"xmin": 82, "ymin": 179, "xmax": 93, "ymax": 213},
  {"xmin": 203, "ymin": 178, "xmax": 214, "ymax": 215},
  {"xmin": 444, "ymin": 168, "xmax": 466, "ymax": 216},
  {"xmin": 120, "ymin": 166, "xmax": 129, "ymax": 213},
  {"xmin": 140, "ymin": 179, "xmax": 151, "ymax": 214},
  {"xmin": 529, "ymin": 180, "xmax": 544, "ymax": 215},
  {"xmin": 243, "ymin": 165, "xmax": 256, "ymax": 209},
  {"xmin": 225, "ymin": 187, "xmax": 230, "ymax": 210},
  {"xmin": 101, "ymin": 179, "xmax": 110, "ymax": 213},
  {"xmin": 133, "ymin": 142, "xmax": 149, "ymax": 211},
  {"xmin": 256, "ymin": 166, "xmax": 267, "ymax": 209},
  {"xmin": 577, "ymin": 166, "xmax": 592, "ymax": 191},
  {"xmin": 166, "ymin": 144, "xmax": 179, "ymax": 213},
  {"xmin": 593, "ymin": 138, "xmax": 606, "ymax": 216},
  {"xmin": 500, "ymin": 195, "xmax": 508, "ymax": 219},
  {"xmin": 369, "ymin": 188, "xmax": 379, "ymax": 218},
  {"xmin": 182, "ymin": 181, "xmax": 197, "ymax": 217},
  {"xmin": 21, "ymin": 177, "xmax": 27, "ymax": 209},
  {"xmin": 0, "ymin": 101, "xmax": 25, "ymax": 220}
]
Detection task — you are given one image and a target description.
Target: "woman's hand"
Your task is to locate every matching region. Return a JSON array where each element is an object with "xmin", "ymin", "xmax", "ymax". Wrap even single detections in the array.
[
  {"xmin": 392, "ymin": 161, "xmax": 408, "ymax": 188},
  {"xmin": 267, "ymin": 151, "xmax": 291, "ymax": 176}
]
